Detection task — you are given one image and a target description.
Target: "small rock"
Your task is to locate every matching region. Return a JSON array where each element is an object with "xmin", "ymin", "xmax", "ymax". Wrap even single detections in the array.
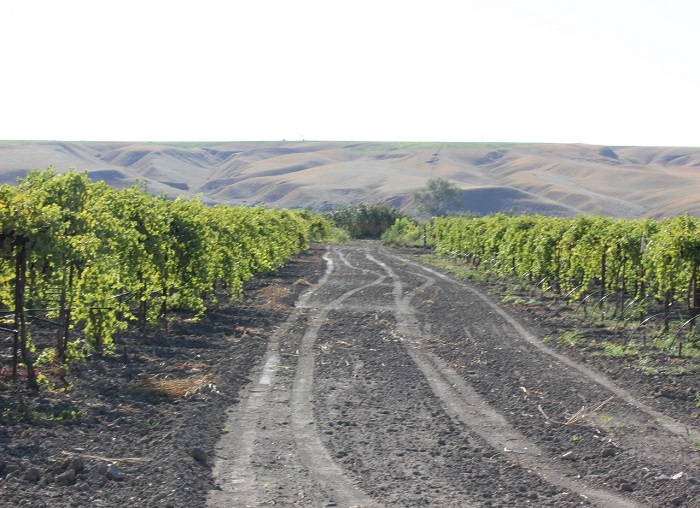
[
  {"xmin": 63, "ymin": 455, "xmax": 85, "ymax": 473},
  {"xmin": 601, "ymin": 447, "xmax": 617, "ymax": 458},
  {"xmin": 23, "ymin": 467, "xmax": 41, "ymax": 482},
  {"xmin": 190, "ymin": 447, "xmax": 208, "ymax": 462},
  {"xmin": 55, "ymin": 469, "xmax": 77, "ymax": 486},
  {"xmin": 619, "ymin": 482, "xmax": 634, "ymax": 492},
  {"xmin": 72, "ymin": 457, "xmax": 85, "ymax": 473},
  {"xmin": 106, "ymin": 463, "xmax": 125, "ymax": 481},
  {"xmin": 561, "ymin": 451, "xmax": 577, "ymax": 461}
]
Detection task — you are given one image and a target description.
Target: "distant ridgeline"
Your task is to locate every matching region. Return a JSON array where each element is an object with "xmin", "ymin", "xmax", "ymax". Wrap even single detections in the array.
[{"xmin": 1, "ymin": 140, "xmax": 700, "ymax": 217}]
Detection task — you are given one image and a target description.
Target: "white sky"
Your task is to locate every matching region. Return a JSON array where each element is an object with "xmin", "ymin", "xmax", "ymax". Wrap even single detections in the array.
[{"xmin": 1, "ymin": 0, "xmax": 699, "ymax": 147}]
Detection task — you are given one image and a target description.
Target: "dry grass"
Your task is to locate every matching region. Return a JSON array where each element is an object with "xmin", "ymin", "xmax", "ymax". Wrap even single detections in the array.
[
  {"xmin": 254, "ymin": 284, "xmax": 293, "ymax": 312},
  {"xmin": 537, "ymin": 396, "xmax": 615, "ymax": 426},
  {"xmin": 564, "ymin": 396, "xmax": 615, "ymax": 426},
  {"xmin": 129, "ymin": 374, "xmax": 213, "ymax": 398},
  {"xmin": 258, "ymin": 284, "xmax": 291, "ymax": 299},
  {"xmin": 234, "ymin": 325, "xmax": 264, "ymax": 337},
  {"xmin": 415, "ymin": 335, "xmax": 451, "ymax": 349},
  {"xmin": 6, "ymin": 141, "xmax": 700, "ymax": 217},
  {"xmin": 256, "ymin": 284, "xmax": 292, "ymax": 312},
  {"xmin": 259, "ymin": 300, "xmax": 290, "ymax": 313}
]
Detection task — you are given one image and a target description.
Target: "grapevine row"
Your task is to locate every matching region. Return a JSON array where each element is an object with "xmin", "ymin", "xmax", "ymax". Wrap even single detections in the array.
[
  {"xmin": 0, "ymin": 168, "xmax": 329, "ymax": 389},
  {"xmin": 431, "ymin": 213, "xmax": 700, "ymax": 332}
]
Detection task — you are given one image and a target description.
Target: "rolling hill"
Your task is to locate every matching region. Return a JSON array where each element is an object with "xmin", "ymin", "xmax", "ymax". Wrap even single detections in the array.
[{"xmin": 1, "ymin": 140, "xmax": 699, "ymax": 218}]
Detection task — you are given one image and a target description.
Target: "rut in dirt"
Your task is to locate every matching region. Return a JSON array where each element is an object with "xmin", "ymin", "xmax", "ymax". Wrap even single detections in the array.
[
  {"xmin": 209, "ymin": 244, "xmax": 700, "ymax": 507},
  {"xmin": 209, "ymin": 250, "xmax": 383, "ymax": 508}
]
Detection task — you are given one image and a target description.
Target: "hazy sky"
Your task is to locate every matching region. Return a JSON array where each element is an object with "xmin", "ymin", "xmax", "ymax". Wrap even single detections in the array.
[{"xmin": 2, "ymin": 0, "xmax": 699, "ymax": 146}]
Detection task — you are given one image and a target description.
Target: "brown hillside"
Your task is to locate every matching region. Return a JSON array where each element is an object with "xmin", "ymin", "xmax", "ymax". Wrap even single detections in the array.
[{"xmin": 1, "ymin": 140, "xmax": 699, "ymax": 217}]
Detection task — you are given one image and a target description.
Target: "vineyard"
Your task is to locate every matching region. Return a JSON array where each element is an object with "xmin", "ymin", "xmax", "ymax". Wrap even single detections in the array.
[
  {"xmin": 0, "ymin": 168, "xmax": 329, "ymax": 390},
  {"xmin": 430, "ymin": 213, "xmax": 700, "ymax": 355},
  {"xmin": 3, "ymin": 188, "xmax": 700, "ymax": 505}
]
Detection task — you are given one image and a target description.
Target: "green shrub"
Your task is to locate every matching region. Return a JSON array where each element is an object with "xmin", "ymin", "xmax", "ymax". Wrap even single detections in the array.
[
  {"xmin": 323, "ymin": 203, "xmax": 407, "ymax": 239},
  {"xmin": 382, "ymin": 217, "xmax": 424, "ymax": 246}
]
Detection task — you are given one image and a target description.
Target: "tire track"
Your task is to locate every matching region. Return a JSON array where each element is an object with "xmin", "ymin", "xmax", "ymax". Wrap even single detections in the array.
[
  {"xmin": 208, "ymin": 253, "xmax": 335, "ymax": 507},
  {"xmin": 209, "ymin": 248, "xmax": 382, "ymax": 508},
  {"xmin": 211, "ymin": 244, "xmax": 699, "ymax": 507},
  {"xmin": 390, "ymin": 251, "xmax": 700, "ymax": 444},
  {"xmin": 290, "ymin": 249, "xmax": 385, "ymax": 508},
  {"xmin": 367, "ymin": 251, "xmax": 641, "ymax": 508}
]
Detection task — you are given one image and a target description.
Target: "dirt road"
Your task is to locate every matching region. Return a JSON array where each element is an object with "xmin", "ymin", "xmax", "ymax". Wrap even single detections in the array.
[{"xmin": 208, "ymin": 244, "xmax": 700, "ymax": 507}]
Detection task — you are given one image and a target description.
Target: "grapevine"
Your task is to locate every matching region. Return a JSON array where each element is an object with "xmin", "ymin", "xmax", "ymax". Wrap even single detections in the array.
[{"xmin": 0, "ymin": 168, "xmax": 328, "ymax": 390}]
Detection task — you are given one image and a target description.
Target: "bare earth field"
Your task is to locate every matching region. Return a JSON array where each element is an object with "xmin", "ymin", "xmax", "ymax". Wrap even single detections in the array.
[
  {"xmin": 2, "ymin": 140, "xmax": 700, "ymax": 217},
  {"xmin": 4, "ymin": 244, "xmax": 700, "ymax": 507}
]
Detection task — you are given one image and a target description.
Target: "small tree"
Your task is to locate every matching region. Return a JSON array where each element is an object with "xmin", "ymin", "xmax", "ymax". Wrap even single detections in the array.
[{"xmin": 413, "ymin": 178, "xmax": 462, "ymax": 218}]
